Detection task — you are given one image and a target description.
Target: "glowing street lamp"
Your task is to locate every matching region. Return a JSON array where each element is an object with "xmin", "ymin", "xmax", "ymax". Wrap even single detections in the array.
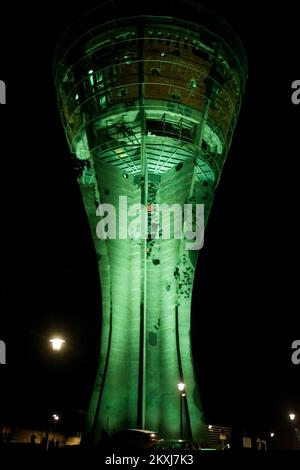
[
  {"xmin": 289, "ymin": 413, "xmax": 296, "ymax": 421},
  {"xmin": 52, "ymin": 414, "xmax": 60, "ymax": 446},
  {"xmin": 177, "ymin": 383, "xmax": 186, "ymax": 440},
  {"xmin": 49, "ymin": 337, "xmax": 65, "ymax": 351},
  {"xmin": 270, "ymin": 432, "xmax": 275, "ymax": 438}
]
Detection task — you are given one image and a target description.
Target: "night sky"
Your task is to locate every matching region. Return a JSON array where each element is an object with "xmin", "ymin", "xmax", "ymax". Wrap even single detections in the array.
[{"xmin": 0, "ymin": 0, "xmax": 299, "ymax": 442}]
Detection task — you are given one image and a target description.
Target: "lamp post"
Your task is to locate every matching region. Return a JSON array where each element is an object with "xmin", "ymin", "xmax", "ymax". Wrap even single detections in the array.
[
  {"xmin": 177, "ymin": 383, "xmax": 185, "ymax": 440},
  {"xmin": 47, "ymin": 338, "xmax": 64, "ymax": 449},
  {"xmin": 288, "ymin": 412, "xmax": 298, "ymax": 449},
  {"xmin": 52, "ymin": 414, "xmax": 60, "ymax": 445},
  {"xmin": 46, "ymin": 413, "xmax": 60, "ymax": 450}
]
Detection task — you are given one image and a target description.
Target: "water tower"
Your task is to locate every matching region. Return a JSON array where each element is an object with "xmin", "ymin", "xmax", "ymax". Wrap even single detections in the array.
[{"xmin": 53, "ymin": 0, "xmax": 247, "ymax": 445}]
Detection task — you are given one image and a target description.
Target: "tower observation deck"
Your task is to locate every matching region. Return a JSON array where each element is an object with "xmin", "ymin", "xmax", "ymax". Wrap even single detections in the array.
[{"xmin": 54, "ymin": 0, "xmax": 247, "ymax": 445}]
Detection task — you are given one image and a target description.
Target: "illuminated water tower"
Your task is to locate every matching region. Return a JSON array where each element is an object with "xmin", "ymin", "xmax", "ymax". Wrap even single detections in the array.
[{"xmin": 53, "ymin": 1, "xmax": 247, "ymax": 445}]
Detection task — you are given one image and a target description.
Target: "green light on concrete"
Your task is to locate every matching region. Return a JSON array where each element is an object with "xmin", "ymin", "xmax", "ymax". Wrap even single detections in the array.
[{"xmin": 54, "ymin": 10, "xmax": 247, "ymax": 447}]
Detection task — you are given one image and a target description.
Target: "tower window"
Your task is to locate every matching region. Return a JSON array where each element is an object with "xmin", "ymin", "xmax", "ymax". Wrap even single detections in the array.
[
  {"xmin": 151, "ymin": 68, "xmax": 160, "ymax": 77},
  {"xmin": 99, "ymin": 95, "xmax": 107, "ymax": 108},
  {"xmin": 176, "ymin": 162, "xmax": 183, "ymax": 171},
  {"xmin": 149, "ymin": 332, "xmax": 157, "ymax": 347},
  {"xmin": 171, "ymin": 93, "xmax": 181, "ymax": 101},
  {"xmin": 123, "ymin": 53, "xmax": 136, "ymax": 65},
  {"xmin": 189, "ymin": 79, "xmax": 198, "ymax": 89},
  {"xmin": 172, "ymin": 48, "xmax": 180, "ymax": 57},
  {"xmin": 117, "ymin": 87, "xmax": 127, "ymax": 97}
]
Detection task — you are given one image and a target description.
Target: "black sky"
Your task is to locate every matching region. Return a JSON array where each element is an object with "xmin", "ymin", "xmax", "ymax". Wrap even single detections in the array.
[{"xmin": 0, "ymin": 0, "xmax": 299, "ymax": 439}]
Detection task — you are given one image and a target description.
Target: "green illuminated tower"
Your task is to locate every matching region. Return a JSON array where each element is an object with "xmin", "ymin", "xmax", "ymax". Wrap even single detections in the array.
[{"xmin": 54, "ymin": 1, "xmax": 247, "ymax": 445}]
